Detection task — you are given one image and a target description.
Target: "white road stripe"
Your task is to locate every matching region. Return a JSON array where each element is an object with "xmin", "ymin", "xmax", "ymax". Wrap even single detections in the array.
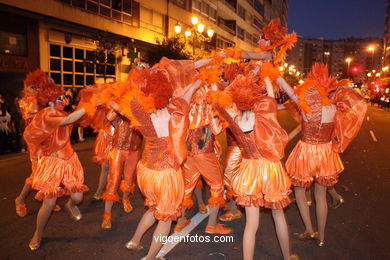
[
  {"xmin": 141, "ymin": 210, "xmax": 209, "ymax": 259},
  {"xmin": 288, "ymin": 125, "xmax": 302, "ymax": 141},
  {"xmin": 367, "ymin": 116, "xmax": 370, "ymax": 121},
  {"xmin": 369, "ymin": 130, "xmax": 378, "ymax": 142}
]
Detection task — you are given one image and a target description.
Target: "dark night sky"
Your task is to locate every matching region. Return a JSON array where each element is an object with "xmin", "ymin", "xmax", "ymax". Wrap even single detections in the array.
[{"xmin": 287, "ymin": 0, "xmax": 386, "ymax": 40}]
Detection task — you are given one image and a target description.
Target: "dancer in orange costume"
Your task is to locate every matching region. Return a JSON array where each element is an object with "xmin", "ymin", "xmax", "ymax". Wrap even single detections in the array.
[
  {"xmin": 15, "ymin": 70, "xmax": 61, "ymax": 217},
  {"xmin": 100, "ymin": 111, "xmax": 143, "ymax": 229},
  {"xmin": 117, "ymin": 57, "xmax": 208, "ymax": 260},
  {"xmin": 91, "ymin": 108, "xmax": 115, "ymax": 200},
  {"xmin": 176, "ymin": 77, "xmax": 232, "ymax": 235},
  {"xmin": 23, "ymin": 81, "xmax": 89, "ymax": 250},
  {"xmin": 278, "ymin": 63, "xmax": 367, "ymax": 246},
  {"xmin": 212, "ymin": 63, "xmax": 298, "ymax": 260}
]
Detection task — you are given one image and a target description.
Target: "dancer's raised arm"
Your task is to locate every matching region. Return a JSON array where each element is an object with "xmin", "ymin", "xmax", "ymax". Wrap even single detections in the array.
[
  {"xmin": 59, "ymin": 108, "xmax": 86, "ymax": 126},
  {"xmin": 182, "ymin": 79, "xmax": 202, "ymax": 104},
  {"xmin": 277, "ymin": 76, "xmax": 298, "ymax": 104}
]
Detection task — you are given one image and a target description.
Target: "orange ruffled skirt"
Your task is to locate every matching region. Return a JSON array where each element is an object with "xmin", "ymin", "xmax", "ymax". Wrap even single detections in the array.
[
  {"xmin": 93, "ymin": 129, "xmax": 113, "ymax": 165},
  {"xmin": 137, "ymin": 161, "xmax": 184, "ymax": 221},
  {"xmin": 231, "ymin": 158, "xmax": 291, "ymax": 209},
  {"xmin": 32, "ymin": 153, "xmax": 88, "ymax": 200},
  {"xmin": 286, "ymin": 140, "xmax": 344, "ymax": 187}
]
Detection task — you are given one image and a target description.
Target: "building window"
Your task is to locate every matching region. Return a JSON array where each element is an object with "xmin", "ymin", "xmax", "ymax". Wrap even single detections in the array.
[
  {"xmin": 253, "ymin": 0, "xmax": 264, "ymax": 16},
  {"xmin": 237, "ymin": 26, "xmax": 245, "ymax": 40},
  {"xmin": 253, "ymin": 16, "xmax": 263, "ymax": 30},
  {"xmin": 237, "ymin": 5, "xmax": 246, "ymax": 20},
  {"xmin": 60, "ymin": 0, "xmax": 132, "ymax": 25},
  {"xmin": 171, "ymin": 0, "xmax": 190, "ymax": 11},
  {"xmin": 49, "ymin": 43, "xmax": 116, "ymax": 87},
  {"xmin": 0, "ymin": 31, "xmax": 27, "ymax": 56},
  {"xmin": 216, "ymin": 36, "xmax": 234, "ymax": 50}
]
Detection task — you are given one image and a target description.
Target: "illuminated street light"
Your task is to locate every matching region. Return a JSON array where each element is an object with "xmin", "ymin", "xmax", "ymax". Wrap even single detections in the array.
[
  {"xmin": 345, "ymin": 57, "xmax": 352, "ymax": 77},
  {"xmin": 296, "ymin": 72, "xmax": 300, "ymax": 76},
  {"xmin": 197, "ymin": 23, "xmax": 205, "ymax": 33},
  {"xmin": 299, "ymin": 80, "xmax": 304, "ymax": 84},
  {"xmin": 279, "ymin": 66, "xmax": 284, "ymax": 71},
  {"xmin": 368, "ymin": 45, "xmax": 375, "ymax": 69},
  {"xmin": 191, "ymin": 16, "xmax": 199, "ymax": 25},
  {"xmin": 376, "ymin": 72, "xmax": 380, "ymax": 77},
  {"xmin": 174, "ymin": 23, "xmax": 182, "ymax": 34},
  {"xmin": 207, "ymin": 27, "xmax": 214, "ymax": 37},
  {"xmin": 284, "ymin": 63, "xmax": 288, "ymax": 67},
  {"xmin": 383, "ymin": 66, "xmax": 389, "ymax": 72},
  {"xmin": 367, "ymin": 72, "xmax": 372, "ymax": 77},
  {"xmin": 185, "ymin": 30, "xmax": 192, "ymax": 37}
]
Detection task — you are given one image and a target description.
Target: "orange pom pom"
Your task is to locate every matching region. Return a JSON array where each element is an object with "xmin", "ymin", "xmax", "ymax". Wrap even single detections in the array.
[{"xmin": 208, "ymin": 90, "xmax": 232, "ymax": 108}]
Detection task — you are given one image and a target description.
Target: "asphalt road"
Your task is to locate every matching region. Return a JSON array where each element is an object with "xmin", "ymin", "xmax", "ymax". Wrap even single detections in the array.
[{"xmin": 0, "ymin": 107, "xmax": 389, "ymax": 260}]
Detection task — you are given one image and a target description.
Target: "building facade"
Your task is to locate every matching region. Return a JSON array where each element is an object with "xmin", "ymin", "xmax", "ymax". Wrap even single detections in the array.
[{"xmin": 286, "ymin": 37, "xmax": 383, "ymax": 85}]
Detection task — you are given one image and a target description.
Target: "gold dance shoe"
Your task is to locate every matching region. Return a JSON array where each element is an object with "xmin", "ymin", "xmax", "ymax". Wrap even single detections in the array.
[
  {"xmin": 125, "ymin": 241, "xmax": 143, "ymax": 251},
  {"xmin": 122, "ymin": 198, "xmax": 133, "ymax": 213},
  {"xmin": 317, "ymin": 239, "xmax": 325, "ymax": 247},
  {"xmin": 331, "ymin": 197, "xmax": 344, "ymax": 209},
  {"xmin": 28, "ymin": 238, "xmax": 41, "ymax": 251},
  {"xmin": 290, "ymin": 254, "xmax": 300, "ymax": 260},
  {"xmin": 219, "ymin": 210, "xmax": 242, "ymax": 222},
  {"xmin": 101, "ymin": 213, "xmax": 112, "ymax": 229},
  {"xmin": 65, "ymin": 203, "xmax": 82, "ymax": 221},
  {"xmin": 297, "ymin": 231, "xmax": 318, "ymax": 240}
]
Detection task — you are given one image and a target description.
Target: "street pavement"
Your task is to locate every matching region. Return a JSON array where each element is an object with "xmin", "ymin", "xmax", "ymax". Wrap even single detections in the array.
[{"xmin": 0, "ymin": 106, "xmax": 389, "ymax": 260}]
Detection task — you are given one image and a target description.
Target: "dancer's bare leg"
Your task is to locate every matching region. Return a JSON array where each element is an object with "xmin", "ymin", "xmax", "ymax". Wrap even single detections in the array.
[
  {"xmin": 243, "ymin": 206, "xmax": 260, "ymax": 260},
  {"xmin": 176, "ymin": 208, "xmax": 187, "ymax": 226},
  {"xmin": 294, "ymin": 186, "xmax": 314, "ymax": 233},
  {"xmin": 227, "ymin": 200, "xmax": 239, "ymax": 214},
  {"xmin": 129, "ymin": 210, "xmax": 156, "ymax": 245},
  {"xmin": 94, "ymin": 163, "xmax": 109, "ymax": 199},
  {"xmin": 314, "ymin": 183, "xmax": 327, "ymax": 241},
  {"xmin": 194, "ymin": 187, "xmax": 205, "ymax": 206},
  {"xmin": 15, "ymin": 182, "xmax": 32, "ymax": 206},
  {"xmin": 207, "ymin": 205, "xmax": 219, "ymax": 226},
  {"xmin": 29, "ymin": 197, "xmax": 57, "ymax": 246},
  {"xmin": 272, "ymin": 209, "xmax": 291, "ymax": 260},
  {"xmin": 146, "ymin": 220, "xmax": 172, "ymax": 260}
]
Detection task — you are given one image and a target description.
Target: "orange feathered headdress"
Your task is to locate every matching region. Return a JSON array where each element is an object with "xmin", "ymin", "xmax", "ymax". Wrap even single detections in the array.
[
  {"xmin": 255, "ymin": 19, "xmax": 297, "ymax": 63},
  {"xmin": 142, "ymin": 69, "xmax": 173, "ymax": 109},
  {"xmin": 306, "ymin": 63, "xmax": 337, "ymax": 93},
  {"xmin": 225, "ymin": 73, "xmax": 265, "ymax": 110},
  {"xmin": 223, "ymin": 63, "xmax": 244, "ymax": 83},
  {"xmin": 36, "ymin": 81, "xmax": 64, "ymax": 106},
  {"xmin": 24, "ymin": 69, "xmax": 49, "ymax": 90}
]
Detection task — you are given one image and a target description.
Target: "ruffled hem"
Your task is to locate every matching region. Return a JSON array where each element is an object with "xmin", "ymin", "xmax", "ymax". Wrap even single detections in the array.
[
  {"xmin": 120, "ymin": 180, "xmax": 135, "ymax": 193},
  {"xmin": 226, "ymin": 190, "xmax": 235, "ymax": 200},
  {"xmin": 64, "ymin": 184, "xmax": 89, "ymax": 196},
  {"xmin": 101, "ymin": 192, "xmax": 120, "ymax": 202},
  {"xmin": 35, "ymin": 187, "xmax": 66, "ymax": 201},
  {"xmin": 236, "ymin": 195, "xmax": 264, "ymax": 208},
  {"xmin": 316, "ymin": 175, "xmax": 339, "ymax": 187},
  {"xmin": 208, "ymin": 196, "xmax": 226, "ymax": 208},
  {"xmin": 264, "ymin": 196, "xmax": 291, "ymax": 209},
  {"xmin": 182, "ymin": 198, "xmax": 194, "ymax": 209},
  {"xmin": 145, "ymin": 201, "xmax": 182, "ymax": 221},
  {"xmin": 289, "ymin": 176, "xmax": 313, "ymax": 188}
]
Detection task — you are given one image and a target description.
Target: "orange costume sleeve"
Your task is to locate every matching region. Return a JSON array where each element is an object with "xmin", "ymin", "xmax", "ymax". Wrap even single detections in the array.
[
  {"xmin": 24, "ymin": 107, "xmax": 72, "ymax": 159},
  {"xmin": 253, "ymin": 97, "xmax": 288, "ymax": 161},
  {"xmin": 157, "ymin": 57, "xmax": 197, "ymax": 98},
  {"xmin": 168, "ymin": 98, "xmax": 190, "ymax": 166},
  {"xmin": 332, "ymin": 87, "xmax": 367, "ymax": 153}
]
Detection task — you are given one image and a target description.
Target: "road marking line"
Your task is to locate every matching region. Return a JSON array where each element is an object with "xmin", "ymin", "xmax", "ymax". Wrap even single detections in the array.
[
  {"xmin": 367, "ymin": 116, "xmax": 370, "ymax": 121},
  {"xmin": 288, "ymin": 125, "xmax": 302, "ymax": 141},
  {"xmin": 369, "ymin": 130, "xmax": 378, "ymax": 142},
  {"xmin": 141, "ymin": 210, "xmax": 209, "ymax": 259}
]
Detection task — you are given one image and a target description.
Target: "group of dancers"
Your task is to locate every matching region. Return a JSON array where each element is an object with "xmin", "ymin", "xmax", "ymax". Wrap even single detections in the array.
[{"xmin": 13, "ymin": 19, "xmax": 367, "ymax": 260}]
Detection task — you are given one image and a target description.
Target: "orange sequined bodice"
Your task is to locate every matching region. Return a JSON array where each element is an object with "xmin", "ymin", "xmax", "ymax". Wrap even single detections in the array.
[
  {"xmin": 141, "ymin": 137, "xmax": 180, "ymax": 170},
  {"xmin": 111, "ymin": 118, "xmax": 142, "ymax": 151}
]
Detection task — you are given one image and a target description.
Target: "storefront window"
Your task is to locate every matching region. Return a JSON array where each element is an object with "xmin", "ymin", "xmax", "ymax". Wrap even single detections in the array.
[{"xmin": 0, "ymin": 31, "xmax": 27, "ymax": 56}]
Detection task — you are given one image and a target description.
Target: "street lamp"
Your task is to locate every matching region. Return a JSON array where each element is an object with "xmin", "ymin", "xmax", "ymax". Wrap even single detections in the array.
[
  {"xmin": 175, "ymin": 16, "xmax": 214, "ymax": 56},
  {"xmin": 345, "ymin": 57, "xmax": 352, "ymax": 77},
  {"xmin": 368, "ymin": 45, "xmax": 375, "ymax": 69}
]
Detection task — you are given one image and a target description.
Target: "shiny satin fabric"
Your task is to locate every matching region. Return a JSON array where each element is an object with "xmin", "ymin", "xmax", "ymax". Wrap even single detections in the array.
[
  {"xmin": 168, "ymin": 98, "xmax": 190, "ymax": 167},
  {"xmin": 231, "ymin": 158, "xmax": 291, "ymax": 209},
  {"xmin": 93, "ymin": 129, "xmax": 114, "ymax": 165},
  {"xmin": 137, "ymin": 161, "xmax": 184, "ymax": 221},
  {"xmin": 102, "ymin": 148, "xmax": 139, "ymax": 202},
  {"xmin": 19, "ymin": 95, "xmax": 40, "ymax": 124},
  {"xmin": 32, "ymin": 152, "xmax": 88, "ymax": 201},
  {"xmin": 182, "ymin": 153, "xmax": 225, "ymax": 207},
  {"xmin": 332, "ymin": 87, "xmax": 367, "ymax": 153},
  {"xmin": 224, "ymin": 145, "xmax": 242, "ymax": 192},
  {"xmin": 286, "ymin": 140, "xmax": 344, "ymax": 187},
  {"xmin": 301, "ymin": 121, "xmax": 334, "ymax": 144},
  {"xmin": 253, "ymin": 97, "xmax": 288, "ymax": 161},
  {"xmin": 283, "ymin": 99, "xmax": 301, "ymax": 123},
  {"xmin": 156, "ymin": 57, "xmax": 197, "ymax": 98},
  {"xmin": 24, "ymin": 107, "xmax": 74, "ymax": 160}
]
